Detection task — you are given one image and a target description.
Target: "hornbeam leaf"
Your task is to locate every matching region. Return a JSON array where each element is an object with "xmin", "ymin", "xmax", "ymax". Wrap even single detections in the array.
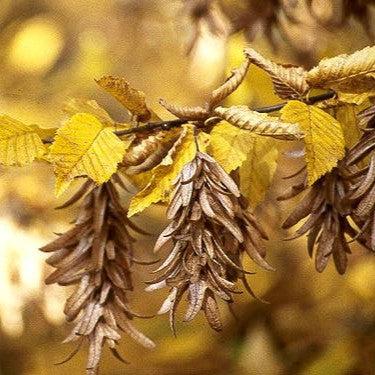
[
  {"xmin": 0, "ymin": 115, "xmax": 47, "ymax": 166},
  {"xmin": 63, "ymin": 98, "xmax": 115, "ymax": 126},
  {"xmin": 209, "ymin": 56, "xmax": 251, "ymax": 108},
  {"xmin": 50, "ymin": 113, "xmax": 126, "ymax": 196},
  {"xmin": 95, "ymin": 76, "xmax": 151, "ymax": 122},
  {"xmin": 239, "ymin": 134, "xmax": 279, "ymax": 208},
  {"xmin": 281, "ymin": 101, "xmax": 345, "ymax": 185},
  {"xmin": 209, "ymin": 121, "xmax": 278, "ymax": 207},
  {"xmin": 335, "ymin": 104, "xmax": 364, "ymax": 148},
  {"xmin": 214, "ymin": 105, "xmax": 304, "ymax": 140},
  {"xmin": 128, "ymin": 124, "xmax": 196, "ymax": 217},
  {"xmin": 29, "ymin": 124, "xmax": 57, "ymax": 140},
  {"xmin": 336, "ymin": 92, "xmax": 374, "ymax": 106},
  {"xmin": 306, "ymin": 46, "xmax": 375, "ymax": 93},
  {"xmin": 209, "ymin": 121, "xmax": 256, "ymax": 173},
  {"xmin": 244, "ymin": 48, "xmax": 309, "ymax": 99}
]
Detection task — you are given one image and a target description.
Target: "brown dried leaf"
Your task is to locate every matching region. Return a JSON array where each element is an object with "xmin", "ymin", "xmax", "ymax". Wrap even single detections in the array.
[
  {"xmin": 244, "ymin": 48, "xmax": 309, "ymax": 99},
  {"xmin": 96, "ymin": 76, "xmax": 151, "ymax": 121}
]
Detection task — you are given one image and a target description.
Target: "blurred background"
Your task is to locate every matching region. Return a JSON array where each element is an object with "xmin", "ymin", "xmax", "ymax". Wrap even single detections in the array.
[{"xmin": 0, "ymin": 0, "xmax": 375, "ymax": 374}]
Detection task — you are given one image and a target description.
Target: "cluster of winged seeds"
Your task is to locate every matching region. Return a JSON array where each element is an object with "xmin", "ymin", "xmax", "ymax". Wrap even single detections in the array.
[
  {"xmin": 345, "ymin": 105, "xmax": 375, "ymax": 251},
  {"xmin": 279, "ymin": 166, "xmax": 356, "ymax": 275},
  {"xmin": 183, "ymin": 0, "xmax": 375, "ymax": 62},
  {"xmin": 40, "ymin": 176, "xmax": 155, "ymax": 375},
  {"xmin": 147, "ymin": 151, "xmax": 272, "ymax": 333}
]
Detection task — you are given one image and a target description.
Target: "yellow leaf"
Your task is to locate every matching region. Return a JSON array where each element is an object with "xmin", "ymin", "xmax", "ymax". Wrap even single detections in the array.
[
  {"xmin": 50, "ymin": 113, "xmax": 126, "ymax": 196},
  {"xmin": 240, "ymin": 135, "xmax": 279, "ymax": 208},
  {"xmin": 208, "ymin": 121, "xmax": 278, "ymax": 207},
  {"xmin": 128, "ymin": 124, "xmax": 196, "ymax": 217},
  {"xmin": 334, "ymin": 104, "xmax": 363, "ymax": 148},
  {"xmin": 197, "ymin": 131, "xmax": 210, "ymax": 152},
  {"xmin": 95, "ymin": 76, "xmax": 151, "ymax": 122},
  {"xmin": 125, "ymin": 169, "xmax": 154, "ymax": 191},
  {"xmin": 0, "ymin": 115, "xmax": 47, "ymax": 166},
  {"xmin": 281, "ymin": 101, "xmax": 345, "ymax": 185},
  {"xmin": 63, "ymin": 97, "xmax": 134, "ymax": 132},
  {"xmin": 337, "ymin": 92, "xmax": 374, "ymax": 106},
  {"xmin": 306, "ymin": 46, "xmax": 375, "ymax": 93},
  {"xmin": 63, "ymin": 98, "xmax": 115, "ymax": 125},
  {"xmin": 317, "ymin": 92, "xmax": 372, "ymax": 109},
  {"xmin": 209, "ymin": 121, "xmax": 255, "ymax": 173},
  {"xmin": 244, "ymin": 48, "xmax": 309, "ymax": 99},
  {"xmin": 28, "ymin": 124, "xmax": 57, "ymax": 140},
  {"xmin": 214, "ymin": 105, "xmax": 304, "ymax": 140}
]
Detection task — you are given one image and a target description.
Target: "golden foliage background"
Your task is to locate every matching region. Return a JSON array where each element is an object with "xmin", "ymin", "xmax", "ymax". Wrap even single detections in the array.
[{"xmin": 0, "ymin": 1, "xmax": 374, "ymax": 374}]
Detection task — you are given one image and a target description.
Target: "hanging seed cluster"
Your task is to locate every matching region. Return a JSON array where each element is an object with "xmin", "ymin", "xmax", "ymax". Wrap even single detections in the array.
[
  {"xmin": 147, "ymin": 152, "xmax": 272, "ymax": 333},
  {"xmin": 279, "ymin": 166, "xmax": 356, "ymax": 274},
  {"xmin": 40, "ymin": 177, "xmax": 155, "ymax": 375},
  {"xmin": 345, "ymin": 105, "xmax": 375, "ymax": 251}
]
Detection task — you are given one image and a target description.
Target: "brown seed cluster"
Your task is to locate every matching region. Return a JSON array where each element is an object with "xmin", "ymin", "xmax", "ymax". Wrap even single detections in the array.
[
  {"xmin": 345, "ymin": 105, "xmax": 375, "ymax": 251},
  {"xmin": 183, "ymin": 0, "xmax": 374, "ymax": 63},
  {"xmin": 40, "ymin": 176, "xmax": 155, "ymax": 375},
  {"xmin": 147, "ymin": 152, "xmax": 271, "ymax": 333},
  {"xmin": 279, "ymin": 166, "xmax": 356, "ymax": 274}
]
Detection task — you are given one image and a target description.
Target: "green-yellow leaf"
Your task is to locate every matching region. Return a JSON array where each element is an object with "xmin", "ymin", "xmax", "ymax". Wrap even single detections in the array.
[
  {"xmin": 306, "ymin": 46, "xmax": 375, "ymax": 93},
  {"xmin": 50, "ymin": 113, "xmax": 126, "ymax": 196},
  {"xmin": 240, "ymin": 135, "xmax": 279, "ymax": 208},
  {"xmin": 0, "ymin": 115, "xmax": 47, "ymax": 166},
  {"xmin": 209, "ymin": 121, "xmax": 256, "ymax": 173},
  {"xmin": 281, "ymin": 101, "xmax": 345, "ymax": 185},
  {"xmin": 128, "ymin": 124, "xmax": 196, "ymax": 217}
]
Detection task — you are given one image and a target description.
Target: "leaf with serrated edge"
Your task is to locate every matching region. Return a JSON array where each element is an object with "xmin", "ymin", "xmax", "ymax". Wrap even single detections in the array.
[
  {"xmin": 335, "ymin": 104, "xmax": 363, "ymax": 148},
  {"xmin": 281, "ymin": 101, "xmax": 345, "ymax": 185},
  {"xmin": 306, "ymin": 46, "xmax": 375, "ymax": 93},
  {"xmin": 209, "ymin": 121, "xmax": 256, "ymax": 173},
  {"xmin": 63, "ymin": 98, "xmax": 115, "ymax": 125},
  {"xmin": 240, "ymin": 134, "xmax": 279, "ymax": 208},
  {"xmin": 128, "ymin": 124, "xmax": 197, "ymax": 217},
  {"xmin": 244, "ymin": 48, "xmax": 309, "ymax": 99},
  {"xmin": 96, "ymin": 76, "xmax": 151, "ymax": 121},
  {"xmin": 0, "ymin": 115, "xmax": 47, "ymax": 166},
  {"xmin": 337, "ymin": 92, "xmax": 374, "ymax": 106},
  {"xmin": 214, "ymin": 106, "xmax": 304, "ymax": 140},
  {"xmin": 50, "ymin": 113, "xmax": 127, "ymax": 196}
]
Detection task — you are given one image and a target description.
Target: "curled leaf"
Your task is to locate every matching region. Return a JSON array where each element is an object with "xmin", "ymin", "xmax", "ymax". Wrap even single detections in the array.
[
  {"xmin": 96, "ymin": 76, "xmax": 151, "ymax": 122},
  {"xmin": 128, "ymin": 124, "xmax": 197, "ymax": 217},
  {"xmin": 209, "ymin": 55, "xmax": 251, "ymax": 108},
  {"xmin": 306, "ymin": 46, "xmax": 375, "ymax": 93},
  {"xmin": 214, "ymin": 105, "xmax": 304, "ymax": 140},
  {"xmin": 244, "ymin": 48, "xmax": 309, "ymax": 99}
]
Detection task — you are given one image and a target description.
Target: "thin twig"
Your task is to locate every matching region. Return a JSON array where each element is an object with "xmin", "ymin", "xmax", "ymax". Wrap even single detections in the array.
[
  {"xmin": 254, "ymin": 91, "xmax": 335, "ymax": 113},
  {"xmin": 42, "ymin": 91, "xmax": 336, "ymax": 144},
  {"xmin": 115, "ymin": 119, "xmax": 187, "ymax": 137}
]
